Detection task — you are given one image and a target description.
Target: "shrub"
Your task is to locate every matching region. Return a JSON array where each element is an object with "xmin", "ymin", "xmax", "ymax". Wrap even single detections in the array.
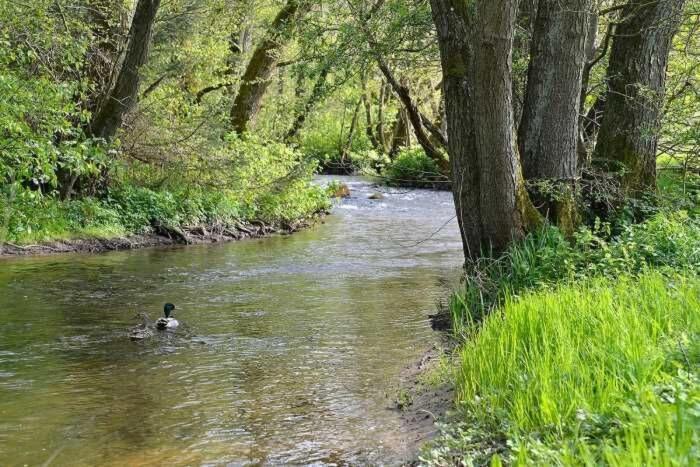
[{"xmin": 383, "ymin": 147, "xmax": 447, "ymax": 188}]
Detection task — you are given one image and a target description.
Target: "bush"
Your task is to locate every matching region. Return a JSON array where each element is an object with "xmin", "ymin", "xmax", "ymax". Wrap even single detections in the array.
[{"xmin": 383, "ymin": 147, "xmax": 448, "ymax": 188}]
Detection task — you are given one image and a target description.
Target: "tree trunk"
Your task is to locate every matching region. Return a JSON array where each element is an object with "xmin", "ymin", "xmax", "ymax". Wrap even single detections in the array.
[
  {"xmin": 83, "ymin": 0, "xmax": 130, "ymax": 114},
  {"xmin": 361, "ymin": 79, "xmax": 381, "ymax": 151},
  {"xmin": 89, "ymin": 0, "xmax": 161, "ymax": 140},
  {"xmin": 389, "ymin": 108, "xmax": 410, "ymax": 157},
  {"xmin": 430, "ymin": 0, "xmax": 481, "ymax": 258},
  {"xmin": 230, "ymin": 0, "xmax": 305, "ymax": 133},
  {"xmin": 431, "ymin": 0, "xmax": 541, "ymax": 258},
  {"xmin": 341, "ymin": 100, "xmax": 362, "ymax": 163},
  {"xmin": 285, "ymin": 65, "xmax": 330, "ymax": 141},
  {"xmin": 473, "ymin": 0, "xmax": 536, "ymax": 251},
  {"xmin": 519, "ymin": 0, "xmax": 591, "ymax": 181},
  {"xmin": 577, "ymin": 12, "xmax": 600, "ymax": 168},
  {"xmin": 593, "ymin": 0, "xmax": 686, "ymax": 194},
  {"xmin": 376, "ymin": 82, "xmax": 389, "ymax": 151},
  {"xmin": 376, "ymin": 60, "xmax": 449, "ymax": 173},
  {"xmin": 518, "ymin": 0, "xmax": 592, "ymax": 231}
]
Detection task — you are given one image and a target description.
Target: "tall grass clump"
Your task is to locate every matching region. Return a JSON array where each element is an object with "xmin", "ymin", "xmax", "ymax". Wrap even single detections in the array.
[
  {"xmin": 449, "ymin": 211, "xmax": 700, "ymax": 334},
  {"xmin": 423, "ymin": 272, "xmax": 700, "ymax": 465}
]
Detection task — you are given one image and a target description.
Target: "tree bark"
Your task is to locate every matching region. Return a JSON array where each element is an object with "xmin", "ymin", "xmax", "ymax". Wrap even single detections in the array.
[
  {"xmin": 230, "ymin": 0, "xmax": 305, "ymax": 133},
  {"xmin": 431, "ymin": 0, "xmax": 541, "ymax": 258},
  {"xmin": 594, "ymin": 0, "xmax": 686, "ymax": 194},
  {"xmin": 517, "ymin": 0, "xmax": 592, "ymax": 231},
  {"xmin": 473, "ymin": 0, "xmax": 536, "ymax": 251},
  {"xmin": 519, "ymin": 0, "xmax": 591, "ymax": 181},
  {"xmin": 89, "ymin": 0, "xmax": 161, "ymax": 140},
  {"xmin": 430, "ymin": 0, "xmax": 481, "ymax": 258}
]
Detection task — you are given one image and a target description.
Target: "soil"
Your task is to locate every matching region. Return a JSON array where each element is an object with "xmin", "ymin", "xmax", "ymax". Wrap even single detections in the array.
[
  {"xmin": 395, "ymin": 344, "xmax": 456, "ymax": 465},
  {"xmin": 0, "ymin": 214, "xmax": 325, "ymax": 258}
]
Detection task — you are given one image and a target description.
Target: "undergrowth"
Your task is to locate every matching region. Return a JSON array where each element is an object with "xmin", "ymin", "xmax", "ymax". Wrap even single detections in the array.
[
  {"xmin": 423, "ymin": 175, "xmax": 700, "ymax": 465},
  {"xmin": 383, "ymin": 147, "xmax": 449, "ymax": 189},
  {"xmin": 422, "ymin": 273, "xmax": 699, "ymax": 465}
]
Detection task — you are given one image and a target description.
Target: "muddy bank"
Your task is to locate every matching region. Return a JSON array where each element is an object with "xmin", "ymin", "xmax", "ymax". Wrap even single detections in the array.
[
  {"xmin": 393, "ymin": 345, "xmax": 456, "ymax": 465},
  {"xmin": 0, "ymin": 214, "xmax": 326, "ymax": 257}
]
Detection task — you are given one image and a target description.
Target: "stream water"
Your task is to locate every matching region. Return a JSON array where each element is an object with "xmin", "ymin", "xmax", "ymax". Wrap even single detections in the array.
[{"xmin": 0, "ymin": 176, "xmax": 463, "ymax": 466}]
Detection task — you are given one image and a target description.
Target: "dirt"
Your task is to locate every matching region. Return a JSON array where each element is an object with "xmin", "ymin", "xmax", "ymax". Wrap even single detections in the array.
[
  {"xmin": 394, "ymin": 344, "xmax": 456, "ymax": 465},
  {"xmin": 0, "ymin": 214, "xmax": 325, "ymax": 258}
]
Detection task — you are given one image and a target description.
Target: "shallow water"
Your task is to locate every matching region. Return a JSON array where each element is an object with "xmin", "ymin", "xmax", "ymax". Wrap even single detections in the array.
[{"xmin": 0, "ymin": 176, "xmax": 463, "ymax": 466}]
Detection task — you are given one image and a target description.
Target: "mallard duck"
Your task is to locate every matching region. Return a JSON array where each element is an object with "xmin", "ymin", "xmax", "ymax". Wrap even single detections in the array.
[
  {"xmin": 129, "ymin": 311, "xmax": 155, "ymax": 340},
  {"xmin": 129, "ymin": 322, "xmax": 154, "ymax": 340},
  {"xmin": 156, "ymin": 303, "xmax": 178, "ymax": 330}
]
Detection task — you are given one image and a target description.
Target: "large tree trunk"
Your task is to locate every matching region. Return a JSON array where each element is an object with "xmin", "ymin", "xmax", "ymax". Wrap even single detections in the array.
[
  {"xmin": 519, "ymin": 0, "xmax": 591, "ymax": 181},
  {"xmin": 473, "ymin": 0, "xmax": 536, "ymax": 251},
  {"xmin": 230, "ymin": 0, "xmax": 305, "ymax": 133},
  {"xmin": 593, "ymin": 0, "xmax": 686, "ymax": 194},
  {"xmin": 430, "ymin": 0, "xmax": 481, "ymax": 258},
  {"xmin": 431, "ymin": 0, "xmax": 540, "ymax": 259},
  {"xmin": 518, "ymin": 0, "xmax": 592, "ymax": 230},
  {"xmin": 89, "ymin": 0, "xmax": 161, "ymax": 140}
]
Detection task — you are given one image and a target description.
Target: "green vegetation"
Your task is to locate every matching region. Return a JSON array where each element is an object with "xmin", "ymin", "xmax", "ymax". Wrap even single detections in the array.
[
  {"xmin": 422, "ymin": 175, "xmax": 700, "ymax": 464},
  {"xmin": 422, "ymin": 272, "xmax": 699, "ymax": 466},
  {"xmin": 450, "ymin": 209, "xmax": 700, "ymax": 331},
  {"xmin": 1, "ymin": 0, "xmax": 700, "ymax": 463},
  {"xmin": 383, "ymin": 147, "xmax": 448, "ymax": 189},
  {"xmin": 1, "ymin": 178, "xmax": 329, "ymax": 245},
  {"xmin": 1, "ymin": 135, "xmax": 330, "ymax": 245}
]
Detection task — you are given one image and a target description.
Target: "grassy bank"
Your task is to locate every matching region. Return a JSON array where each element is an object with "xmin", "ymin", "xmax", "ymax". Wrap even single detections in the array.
[
  {"xmin": 422, "ymin": 272, "xmax": 699, "ymax": 465},
  {"xmin": 1, "ymin": 136, "xmax": 332, "ymax": 250},
  {"xmin": 0, "ymin": 181, "xmax": 330, "ymax": 249},
  {"xmin": 420, "ymin": 174, "xmax": 700, "ymax": 465}
]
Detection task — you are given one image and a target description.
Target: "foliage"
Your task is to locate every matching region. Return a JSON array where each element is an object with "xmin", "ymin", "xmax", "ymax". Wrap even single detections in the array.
[
  {"xmin": 1, "ymin": 177, "xmax": 328, "ymax": 245},
  {"xmin": 449, "ymin": 210, "xmax": 700, "ymax": 331},
  {"xmin": 421, "ymin": 272, "xmax": 700, "ymax": 466},
  {"xmin": 383, "ymin": 147, "xmax": 448, "ymax": 188}
]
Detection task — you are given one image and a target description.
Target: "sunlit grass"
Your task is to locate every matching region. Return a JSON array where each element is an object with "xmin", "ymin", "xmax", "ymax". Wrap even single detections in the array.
[{"xmin": 449, "ymin": 272, "xmax": 699, "ymax": 465}]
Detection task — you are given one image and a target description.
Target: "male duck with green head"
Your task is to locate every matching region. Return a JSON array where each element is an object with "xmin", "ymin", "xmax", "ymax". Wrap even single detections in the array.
[{"xmin": 156, "ymin": 303, "xmax": 179, "ymax": 330}]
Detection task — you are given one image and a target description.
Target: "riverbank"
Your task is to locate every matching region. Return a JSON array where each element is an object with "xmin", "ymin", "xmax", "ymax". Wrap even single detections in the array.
[
  {"xmin": 414, "ymin": 207, "xmax": 700, "ymax": 465},
  {"xmin": 1, "ymin": 177, "xmax": 332, "ymax": 257},
  {"xmin": 0, "ymin": 213, "xmax": 325, "ymax": 257}
]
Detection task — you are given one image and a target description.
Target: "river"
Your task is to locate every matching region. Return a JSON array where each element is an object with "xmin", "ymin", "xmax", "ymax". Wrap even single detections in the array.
[{"xmin": 0, "ymin": 176, "xmax": 463, "ymax": 466}]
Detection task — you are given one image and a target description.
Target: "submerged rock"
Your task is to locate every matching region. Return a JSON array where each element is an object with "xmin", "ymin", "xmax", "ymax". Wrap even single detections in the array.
[{"xmin": 368, "ymin": 192, "xmax": 385, "ymax": 200}]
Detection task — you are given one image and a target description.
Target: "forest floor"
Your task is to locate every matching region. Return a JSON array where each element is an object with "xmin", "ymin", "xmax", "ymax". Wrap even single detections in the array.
[{"xmin": 0, "ymin": 214, "xmax": 325, "ymax": 257}]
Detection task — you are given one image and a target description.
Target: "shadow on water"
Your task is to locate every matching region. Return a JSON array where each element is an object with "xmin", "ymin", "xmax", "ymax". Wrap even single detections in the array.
[{"xmin": 0, "ymin": 176, "xmax": 463, "ymax": 466}]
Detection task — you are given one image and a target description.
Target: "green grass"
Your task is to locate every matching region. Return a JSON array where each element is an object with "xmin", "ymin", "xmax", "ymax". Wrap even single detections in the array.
[
  {"xmin": 450, "ymin": 211, "xmax": 700, "ymax": 334},
  {"xmin": 422, "ymin": 272, "xmax": 700, "ymax": 465},
  {"xmin": 0, "ymin": 181, "xmax": 330, "ymax": 245},
  {"xmin": 424, "ymin": 177, "xmax": 700, "ymax": 465}
]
